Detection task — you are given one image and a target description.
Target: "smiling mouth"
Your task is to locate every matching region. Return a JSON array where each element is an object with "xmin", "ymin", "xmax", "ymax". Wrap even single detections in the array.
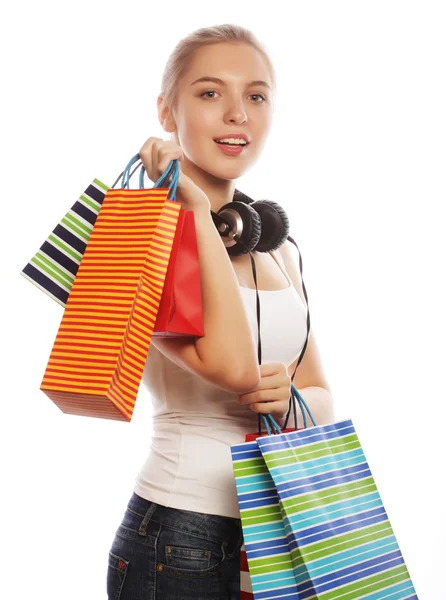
[
  {"xmin": 216, "ymin": 141, "xmax": 245, "ymax": 145},
  {"xmin": 214, "ymin": 138, "xmax": 250, "ymax": 146}
]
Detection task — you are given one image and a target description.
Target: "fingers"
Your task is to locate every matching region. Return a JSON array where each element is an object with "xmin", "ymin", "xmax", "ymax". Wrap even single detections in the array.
[
  {"xmin": 249, "ymin": 399, "xmax": 289, "ymax": 417},
  {"xmin": 152, "ymin": 139, "xmax": 182, "ymax": 177},
  {"xmin": 138, "ymin": 137, "xmax": 184, "ymax": 183},
  {"xmin": 238, "ymin": 386, "xmax": 290, "ymax": 405}
]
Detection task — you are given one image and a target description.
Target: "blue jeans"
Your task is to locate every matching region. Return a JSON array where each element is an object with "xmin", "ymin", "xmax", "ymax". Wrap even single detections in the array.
[{"xmin": 107, "ymin": 492, "xmax": 244, "ymax": 599}]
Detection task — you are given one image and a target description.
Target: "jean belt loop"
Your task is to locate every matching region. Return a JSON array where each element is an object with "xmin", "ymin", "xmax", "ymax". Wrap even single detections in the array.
[
  {"xmin": 138, "ymin": 502, "xmax": 157, "ymax": 536},
  {"xmin": 220, "ymin": 540, "xmax": 228, "ymax": 561}
]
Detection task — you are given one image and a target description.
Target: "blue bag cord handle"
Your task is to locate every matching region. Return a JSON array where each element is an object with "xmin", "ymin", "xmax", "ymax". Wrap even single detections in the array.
[
  {"xmin": 143, "ymin": 160, "xmax": 180, "ymax": 201},
  {"xmin": 119, "ymin": 154, "xmax": 180, "ymax": 201},
  {"xmin": 292, "ymin": 384, "xmax": 317, "ymax": 428},
  {"xmin": 261, "ymin": 415, "xmax": 272, "ymax": 436},
  {"xmin": 120, "ymin": 154, "xmax": 141, "ymax": 189},
  {"xmin": 141, "ymin": 159, "xmax": 176, "ymax": 188},
  {"xmin": 149, "ymin": 159, "xmax": 180, "ymax": 200},
  {"xmin": 120, "ymin": 153, "xmax": 158, "ymax": 189},
  {"xmin": 261, "ymin": 384, "xmax": 317, "ymax": 437},
  {"xmin": 111, "ymin": 159, "xmax": 142, "ymax": 189}
]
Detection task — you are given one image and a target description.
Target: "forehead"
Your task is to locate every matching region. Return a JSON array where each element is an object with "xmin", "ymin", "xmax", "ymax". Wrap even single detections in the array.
[{"xmin": 182, "ymin": 42, "xmax": 271, "ymax": 84}]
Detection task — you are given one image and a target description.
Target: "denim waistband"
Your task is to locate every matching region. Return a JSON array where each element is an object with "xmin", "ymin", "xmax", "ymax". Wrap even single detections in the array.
[{"xmin": 128, "ymin": 492, "xmax": 242, "ymax": 545}]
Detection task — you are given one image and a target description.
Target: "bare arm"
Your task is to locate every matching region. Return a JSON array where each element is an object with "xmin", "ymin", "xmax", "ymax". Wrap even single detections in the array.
[
  {"xmin": 192, "ymin": 208, "xmax": 261, "ymax": 390},
  {"xmin": 150, "ymin": 207, "xmax": 261, "ymax": 393},
  {"xmin": 138, "ymin": 137, "xmax": 261, "ymax": 393}
]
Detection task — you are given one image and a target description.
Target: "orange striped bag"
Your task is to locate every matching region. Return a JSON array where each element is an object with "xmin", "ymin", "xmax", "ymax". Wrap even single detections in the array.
[{"xmin": 40, "ymin": 157, "xmax": 182, "ymax": 421}]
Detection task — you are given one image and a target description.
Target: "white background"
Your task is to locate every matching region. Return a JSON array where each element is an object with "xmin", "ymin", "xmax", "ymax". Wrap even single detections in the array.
[{"xmin": 2, "ymin": 1, "xmax": 445, "ymax": 598}]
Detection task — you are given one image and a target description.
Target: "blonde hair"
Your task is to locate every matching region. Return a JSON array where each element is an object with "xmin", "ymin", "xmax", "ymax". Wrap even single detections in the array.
[{"xmin": 159, "ymin": 23, "xmax": 277, "ymax": 115}]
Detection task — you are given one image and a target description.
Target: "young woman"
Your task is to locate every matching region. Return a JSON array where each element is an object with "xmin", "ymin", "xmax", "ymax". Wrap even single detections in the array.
[{"xmin": 107, "ymin": 23, "xmax": 335, "ymax": 600}]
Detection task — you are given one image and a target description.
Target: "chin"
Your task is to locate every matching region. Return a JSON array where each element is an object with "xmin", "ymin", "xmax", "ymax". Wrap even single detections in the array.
[{"xmin": 205, "ymin": 157, "xmax": 257, "ymax": 181}]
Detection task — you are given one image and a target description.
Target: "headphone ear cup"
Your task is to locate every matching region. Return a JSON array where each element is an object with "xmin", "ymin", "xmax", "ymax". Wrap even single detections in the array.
[
  {"xmin": 250, "ymin": 200, "xmax": 290, "ymax": 253},
  {"xmin": 216, "ymin": 201, "xmax": 261, "ymax": 257}
]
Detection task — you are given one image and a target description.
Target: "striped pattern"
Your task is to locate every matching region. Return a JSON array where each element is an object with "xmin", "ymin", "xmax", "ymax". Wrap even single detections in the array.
[
  {"xmin": 40, "ymin": 187, "xmax": 180, "ymax": 421},
  {"xmin": 21, "ymin": 179, "xmax": 109, "ymax": 307},
  {"xmin": 257, "ymin": 419, "xmax": 418, "ymax": 599},
  {"xmin": 240, "ymin": 542, "xmax": 254, "ymax": 599},
  {"xmin": 232, "ymin": 439, "xmax": 302, "ymax": 599}
]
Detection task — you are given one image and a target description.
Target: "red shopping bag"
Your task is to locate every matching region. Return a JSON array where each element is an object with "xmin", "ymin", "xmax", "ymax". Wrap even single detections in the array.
[{"xmin": 154, "ymin": 206, "xmax": 203, "ymax": 337}]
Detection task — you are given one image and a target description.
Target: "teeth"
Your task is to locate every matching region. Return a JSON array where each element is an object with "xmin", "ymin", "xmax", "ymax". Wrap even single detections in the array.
[{"xmin": 216, "ymin": 138, "xmax": 247, "ymax": 145}]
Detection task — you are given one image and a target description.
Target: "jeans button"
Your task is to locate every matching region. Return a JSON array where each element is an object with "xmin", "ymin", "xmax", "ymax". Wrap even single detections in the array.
[{"xmin": 156, "ymin": 564, "xmax": 164, "ymax": 572}]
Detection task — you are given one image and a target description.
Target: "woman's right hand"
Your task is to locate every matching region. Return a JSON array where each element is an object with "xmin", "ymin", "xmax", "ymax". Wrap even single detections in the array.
[{"xmin": 138, "ymin": 137, "xmax": 211, "ymax": 213}]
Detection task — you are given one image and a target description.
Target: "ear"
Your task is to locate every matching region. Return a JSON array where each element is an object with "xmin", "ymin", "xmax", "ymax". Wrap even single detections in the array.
[{"xmin": 157, "ymin": 95, "xmax": 176, "ymax": 134}]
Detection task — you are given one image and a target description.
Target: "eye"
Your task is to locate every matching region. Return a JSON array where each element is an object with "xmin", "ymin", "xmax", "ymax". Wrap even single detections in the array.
[
  {"xmin": 250, "ymin": 94, "xmax": 267, "ymax": 103},
  {"xmin": 200, "ymin": 90, "xmax": 219, "ymax": 99},
  {"xmin": 200, "ymin": 91, "xmax": 267, "ymax": 102}
]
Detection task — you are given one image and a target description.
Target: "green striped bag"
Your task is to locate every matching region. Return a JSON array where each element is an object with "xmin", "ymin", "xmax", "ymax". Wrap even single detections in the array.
[
  {"xmin": 20, "ymin": 178, "xmax": 109, "ymax": 306},
  {"xmin": 20, "ymin": 163, "xmax": 142, "ymax": 307},
  {"xmin": 232, "ymin": 427, "xmax": 301, "ymax": 599},
  {"xmin": 232, "ymin": 393, "xmax": 313, "ymax": 599},
  {"xmin": 256, "ymin": 387, "xmax": 418, "ymax": 599}
]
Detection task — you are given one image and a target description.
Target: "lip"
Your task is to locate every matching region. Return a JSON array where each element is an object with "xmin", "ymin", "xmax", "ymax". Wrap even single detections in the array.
[
  {"xmin": 214, "ymin": 140, "xmax": 248, "ymax": 156},
  {"xmin": 213, "ymin": 133, "xmax": 250, "ymax": 143}
]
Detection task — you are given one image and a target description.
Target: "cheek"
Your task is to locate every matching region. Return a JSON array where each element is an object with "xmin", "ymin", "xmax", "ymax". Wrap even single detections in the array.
[
  {"xmin": 179, "ymin": 100, "xmax": 215, "ymax": 134},
  {"xmin": 178, "ymin": 118, "xmax": 213, "ymax": 157}
]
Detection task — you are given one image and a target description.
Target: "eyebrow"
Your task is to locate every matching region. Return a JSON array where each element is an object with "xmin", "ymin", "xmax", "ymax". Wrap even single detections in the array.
[{"xmin": 190, "ymin": 76, "xmax": 272, "ymax": 91}]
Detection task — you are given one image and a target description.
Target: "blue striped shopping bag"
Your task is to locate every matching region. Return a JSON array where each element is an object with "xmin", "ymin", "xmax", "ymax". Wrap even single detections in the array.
[
  {"xmin": 232, "ymin": 435, "xmax": 301, "ymax": 599},
  {"xmin": 232, "ymin": 393, "xmax": 310, "ymax": 599},
  {"xmin": 255, "ymin": 385, "xmax": 418, "ymax": 600}
]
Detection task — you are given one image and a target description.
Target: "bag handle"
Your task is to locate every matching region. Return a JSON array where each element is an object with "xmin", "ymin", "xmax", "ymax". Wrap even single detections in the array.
[
  {"xmin": 140, "ymin": 159, "xmax": 180, "ymax": 200},
  {"xmin": 113, "ymin": 155, "xmax": 180, "ymax": 200},
  {"xmin": 111, "ymin": 160, "xmax": 142, "ymax": 189},
  {"xmin": 260, "ymin": 384, "xmax": 317, "ymax": 436},
  {"xmin": 291, "ymin": 383, "xmax": 317, "ymax": 428}
]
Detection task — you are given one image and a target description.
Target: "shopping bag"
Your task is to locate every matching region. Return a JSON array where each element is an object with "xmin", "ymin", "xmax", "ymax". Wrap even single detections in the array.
[
  {"xmin": 137, "ymin": 164, "xmax": 204, "ymax": 337},
  {"xmin": 237, "ymin": 384, "xmax": 308, "ymax": 599},
  {"xmin": 21, "ymin": 178, "xmax": 109, "ymax": 306},
  {"xmin": 232, "ymin": 435, "xmax": 301, "ymax": 599},
  {"xmin": 39, "ymin": 156, "xmax": 185, "ymax": 421},
  {"xmin": 232, "ymin": 400, "xmax": 307, "ymax": 599},
  {"xmin": 256, "ymin": 386, "xmax": 419, "ymax": 599},
  {"xmin": 21, "ymin": 159, "xmax": 204, "ymax": 338},
  {"xmin": 239, "ymin": 543, "xmax": 254, "ymax": 599}
]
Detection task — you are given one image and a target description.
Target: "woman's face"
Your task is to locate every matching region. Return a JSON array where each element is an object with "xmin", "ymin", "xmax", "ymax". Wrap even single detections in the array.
[{"xmin": 163, "ymin": 42, "xmax": 275, "ymax": 182}]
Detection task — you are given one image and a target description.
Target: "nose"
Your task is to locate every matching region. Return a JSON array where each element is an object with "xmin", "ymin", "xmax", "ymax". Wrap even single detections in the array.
[{"xmin": 224, "ymin": 99, "xmax": 248, "ymax": 125}]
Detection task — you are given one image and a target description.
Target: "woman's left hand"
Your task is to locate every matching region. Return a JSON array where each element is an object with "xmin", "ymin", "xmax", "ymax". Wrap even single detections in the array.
[{"xmin": 237, "ymin": 362, "xmax": 291, "ymax": 418}]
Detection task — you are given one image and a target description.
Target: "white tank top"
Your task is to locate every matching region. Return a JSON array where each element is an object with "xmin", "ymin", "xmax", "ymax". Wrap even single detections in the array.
[{"xmin": 133, "ymin": 251, "xmax": 308, "ymax": 518}]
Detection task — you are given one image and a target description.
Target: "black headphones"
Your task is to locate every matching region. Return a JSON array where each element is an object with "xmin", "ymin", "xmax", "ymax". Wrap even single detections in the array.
[
  {"xmin": 211, "ymin": 188, "xmax": 290, "ymax": 257},
  {"xmin": 118, "ymin": 157, "xmax": 311, "ymax": 431}
]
